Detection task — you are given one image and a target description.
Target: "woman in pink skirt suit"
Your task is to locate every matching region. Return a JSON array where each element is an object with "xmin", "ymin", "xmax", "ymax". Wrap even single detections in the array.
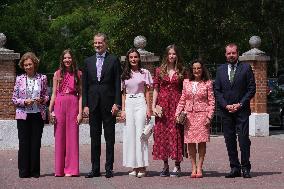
[
  {"xmin": 49, "ymin": 49, "xmax": 82, "ymax": 177},
  {"xmin": 175, "ymin": 59, "xmax": 215, "ymax": 178}
]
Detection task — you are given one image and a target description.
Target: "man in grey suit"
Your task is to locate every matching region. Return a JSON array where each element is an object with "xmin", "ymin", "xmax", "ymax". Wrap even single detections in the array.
[
  {"xmin": 215, "ymin": 43, "xmax": 256, "ymax": 178},
  {"xmin": 83, "ymin": 33, "xmax": 121, "ymax": 178}
]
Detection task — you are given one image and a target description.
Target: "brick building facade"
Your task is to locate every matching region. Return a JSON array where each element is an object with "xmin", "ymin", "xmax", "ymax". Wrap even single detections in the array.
[{"xmin": 0, "ymin": 33, "xmax": 20, "ymax": 120}]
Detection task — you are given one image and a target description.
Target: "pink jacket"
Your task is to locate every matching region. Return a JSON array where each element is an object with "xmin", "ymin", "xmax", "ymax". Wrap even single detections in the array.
[
  {"xmin": 12, "ymin": 73, "xmax": 49, "ymax": 120},
  {"xmin": 175, "ymin": 79, "xmax": 215, "ymax": 120}
]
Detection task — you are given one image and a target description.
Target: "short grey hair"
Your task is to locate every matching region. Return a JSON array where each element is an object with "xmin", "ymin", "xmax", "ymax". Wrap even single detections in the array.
[{"xmin": 94, "ymin": 32, "xmax": 108, "ymax": 44}]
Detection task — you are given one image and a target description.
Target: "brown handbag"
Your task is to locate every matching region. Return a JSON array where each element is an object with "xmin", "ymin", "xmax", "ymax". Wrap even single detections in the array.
[{"xmin": 177, "ymin": 111, "xmax": 187, "ymax": 125}]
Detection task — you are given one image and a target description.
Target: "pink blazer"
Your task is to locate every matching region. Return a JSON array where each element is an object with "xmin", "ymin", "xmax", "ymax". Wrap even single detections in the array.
[
  {"xmin": 175, "ymin": 79, "xmax": 215, "ymax": 120},
  {"xmin": 12, "ymin": 73, "xmax": 49, "ymax": 120}
]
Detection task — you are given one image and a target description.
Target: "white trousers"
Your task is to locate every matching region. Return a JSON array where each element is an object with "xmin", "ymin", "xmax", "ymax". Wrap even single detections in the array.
[{"xmin": 123, "ymin": 93, "xmax": 149, "ymax": 168}]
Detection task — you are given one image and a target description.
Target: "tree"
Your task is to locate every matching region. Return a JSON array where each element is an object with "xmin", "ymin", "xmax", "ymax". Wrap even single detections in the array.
[{"xmin": 1, "ymin": 0, "xmax": 283, "ymax": 77}]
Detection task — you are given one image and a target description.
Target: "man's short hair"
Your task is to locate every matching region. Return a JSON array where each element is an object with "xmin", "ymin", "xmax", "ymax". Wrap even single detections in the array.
[
  {"xmin": 225, "ymin": 43, "xmax": 238, "ymax": 52},
  {"xmin": 94, "ymin": 32, "xmax": 108, "ymax": 43}
]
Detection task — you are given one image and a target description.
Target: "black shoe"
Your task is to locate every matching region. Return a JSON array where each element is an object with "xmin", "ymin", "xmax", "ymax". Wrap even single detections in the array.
[
  {"xmin": 160, "ymin": 167, "xmax": 170, "ymax": 177},
  {"xmin": 19, "ymin": 174, "xmax": 30, "ymax": 178},
  {"xmin": 31, "ymin": 173, "xmax": 40, "ymax": 178},
  {"xmin": 105, "ymin": 170, "xmax": 113, "ymax": 178},
  {"xmin": 242, "ymin": 169, "xmax": 252, "ymax": 178},
  {"xmin": 225, "ymin": 169, "xmax": 241, "ymax": 178},
  {"xmin": 85, "ymin": 171, "xmax": 101, "ymax": 178}
]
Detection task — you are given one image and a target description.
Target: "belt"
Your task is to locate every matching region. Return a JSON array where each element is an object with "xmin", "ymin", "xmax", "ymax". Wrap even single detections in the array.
[
  {"xmin": 126, "ymin": 93, "xmax": 144, "ymax": 98},
  {"xmin": 129, "ymin": 94, "xmax": 138, "ymax": 98}
]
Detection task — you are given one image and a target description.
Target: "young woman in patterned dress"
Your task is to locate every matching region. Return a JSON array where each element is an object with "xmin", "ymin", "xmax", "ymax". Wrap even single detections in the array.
[{"xmin": 152, "ymin": 45, "xmax": 187, "ymax": 177}]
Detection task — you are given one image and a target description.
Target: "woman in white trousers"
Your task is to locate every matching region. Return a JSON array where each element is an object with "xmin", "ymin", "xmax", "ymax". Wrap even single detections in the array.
[{"xmin": 120, "ymin": 48, "xmax": 153, "ymax": 177}]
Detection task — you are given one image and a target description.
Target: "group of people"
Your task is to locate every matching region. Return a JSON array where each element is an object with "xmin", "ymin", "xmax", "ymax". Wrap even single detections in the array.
[{"xmin": 12, "ymin": 33, "xmax": 256, "ymax": 179}]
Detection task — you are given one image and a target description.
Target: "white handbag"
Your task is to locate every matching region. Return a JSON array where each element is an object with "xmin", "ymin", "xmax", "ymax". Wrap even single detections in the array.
[{"xmin": 140, "ymin": 121, "xmax": 153, "ymax": 141}]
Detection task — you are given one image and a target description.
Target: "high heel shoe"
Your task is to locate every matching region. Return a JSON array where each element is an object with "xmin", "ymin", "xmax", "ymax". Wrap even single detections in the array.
[
  {"xmin": 195, "ymin": 173, "xmax": 203, "ymax": 178},
  {"xmin": 190, "ymin": 171, "xmax": 196, "ymax": 178},
  {"xmin": 195, "ymin": 170, "xmax": 203, "ymax": 178},
  {"xmin": 55, "ymin": 174, "xmax": 64, "ymax": 177}
]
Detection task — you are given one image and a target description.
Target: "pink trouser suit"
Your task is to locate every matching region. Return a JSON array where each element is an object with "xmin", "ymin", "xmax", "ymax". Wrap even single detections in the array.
[{"xmin": 53, "ymin": 71, "xmax": 80, "ymax": 176}]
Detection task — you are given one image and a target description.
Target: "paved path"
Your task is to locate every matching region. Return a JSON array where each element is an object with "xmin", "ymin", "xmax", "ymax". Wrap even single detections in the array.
[{"xmin": 0, "ymin": 134, "xmax": 284, "ymax": 189}]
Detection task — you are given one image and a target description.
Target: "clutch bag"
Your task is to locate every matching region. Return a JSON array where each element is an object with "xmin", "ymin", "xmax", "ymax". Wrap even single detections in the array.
[
  {"xmin": 141, "ymin": 122, "xmax": 153, "ymax": 141},
  {"xmin": 155, "ymin": 105, "xmax": 163, "ymax": 118},
  {"xmin": 177, "ymin": 111, "xmax": 187, "ymax": 125}
]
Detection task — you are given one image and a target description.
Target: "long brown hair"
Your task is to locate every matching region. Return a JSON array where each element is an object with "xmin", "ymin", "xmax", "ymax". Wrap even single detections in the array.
[
  {"xmin": 159, "ymin": 44, "xmax": 186, "ymax": 80},
  {"xmin": 121, "ymin": 48, "xmax": 143, "ymax": 81},
  {"xmin": 58, "ymin": 49, "xmax": 80, "ymax": 93}
]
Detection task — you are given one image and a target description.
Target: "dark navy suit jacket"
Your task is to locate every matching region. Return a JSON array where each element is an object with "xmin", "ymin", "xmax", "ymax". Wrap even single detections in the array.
[
  {"xmin": 214, "ymin": 62, "xmax": 256, "ymax": 116},
  {"xmin": 82, "ymin": 52, "xmax": 121, "ymax": 112}
]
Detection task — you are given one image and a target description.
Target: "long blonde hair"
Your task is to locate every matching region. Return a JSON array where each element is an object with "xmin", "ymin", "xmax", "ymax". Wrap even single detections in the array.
[{"xmin": 159, "ymin": 44, "xmax": 185, "ymax": 80}]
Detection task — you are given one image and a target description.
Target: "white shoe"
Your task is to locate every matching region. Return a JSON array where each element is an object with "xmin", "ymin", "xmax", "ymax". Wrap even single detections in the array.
[
  {"xmin": 137, "ymin": 171, "xmax": 146, "ymax": 178},
  {"xmin": 129, "ymin": 170, "xmax": 137, "ymax": 177}
]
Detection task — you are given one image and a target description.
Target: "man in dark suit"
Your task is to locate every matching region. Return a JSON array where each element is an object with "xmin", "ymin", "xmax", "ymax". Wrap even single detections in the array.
[
  {"xmin": 215, "ymin": 43, "xmax": 256, "ymax": 178},
  {"xmin": 83, "ymin": 33, "xmax": 121, "ymax": 178}
]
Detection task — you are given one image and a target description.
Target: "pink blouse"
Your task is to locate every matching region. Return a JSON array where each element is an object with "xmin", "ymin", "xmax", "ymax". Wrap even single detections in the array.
[
  {"xmin": 122, "ymin": 69, "xmax": 153, "ymax": 94},
  {"xmin": 54, "ymin": 70, "xmax": 82, "ymax": 95}
]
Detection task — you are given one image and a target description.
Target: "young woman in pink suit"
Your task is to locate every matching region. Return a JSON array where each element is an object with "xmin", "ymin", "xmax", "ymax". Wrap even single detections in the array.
[
  {"xmin": 12, "ymin": 52, "xmax": 49, "ymax": 178},
  {"xmin": 152, "ymin": 45, "xmax": 187, "ymax": 177},
  {"xmin": 175, "ymin": 59, "xmax": 215, "ymax": 178},
  {"xmin": 49, "ymin": 49, "xmax": 82, "ymax": 177},
  {"xmin": 120, "ymin": 48, "xmax": 153, "ymax": 177}
]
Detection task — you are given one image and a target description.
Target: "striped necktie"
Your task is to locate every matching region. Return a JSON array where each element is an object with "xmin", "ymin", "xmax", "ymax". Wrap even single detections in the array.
[{"xmin": 229, "ymin": 64, "xmax": 235, "ymax": 83}]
